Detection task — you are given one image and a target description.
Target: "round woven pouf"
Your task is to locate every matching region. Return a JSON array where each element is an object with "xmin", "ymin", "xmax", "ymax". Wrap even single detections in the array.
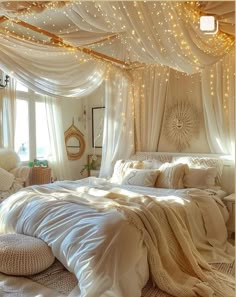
[{"xmin": 0, "ymin": 233, "xmax": 55, "ymax": 276}]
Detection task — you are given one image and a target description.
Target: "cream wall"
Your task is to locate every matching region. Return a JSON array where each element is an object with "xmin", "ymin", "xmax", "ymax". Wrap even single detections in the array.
[
  {"xmin": 60, "ymin": 82, "xmax": 105, "ymax": 180},
  {"xmin": 158, "ymin": 70, "xmax": 210, "ymax": 153}
]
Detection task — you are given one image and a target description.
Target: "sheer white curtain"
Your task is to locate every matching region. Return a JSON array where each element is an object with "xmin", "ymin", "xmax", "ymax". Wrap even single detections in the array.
[
  {"xmin": 0, "ymin": 75, "xmax": 16, "ymax": 149},
  {"xmin": 132, "ymin": 65, "xmax": 170, "ymax": 152},
  {"xmin": 44, "ymin": 96, "xmax": 72, "ymax": 181},
  {"xmin": 99, "ymin": 69, "xmax": 134, "ymax": 178},
  {"xmin": 201, "ymin": 50, "xmax": 235, "ymax": 157}
]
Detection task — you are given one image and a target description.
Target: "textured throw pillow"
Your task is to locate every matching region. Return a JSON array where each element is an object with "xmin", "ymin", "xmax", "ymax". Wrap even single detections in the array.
[
  {"xmin": 0, "ymin": 168, "xmax": 15, "ymax": 191},
  {"xmin": 110, "ymin": 160, "xmax": 144, "ymax": 184},
  {"xmin": 183, "ymin": 167, "xmax": 217, "ymax": 189},
  {"xmin": 155, "ymin": 163, "xmax": 188, "ymax": 189},
  {"xmin": 121, "ymin": 168, "xmax": 160, "ymax": 187},
  {"xmin": 173, "ymin": 156, "xmax": 223, "ymax": 185},
  {"xmin": 0, "ymin": 148, "xmax": 20, "ymax": 171}
]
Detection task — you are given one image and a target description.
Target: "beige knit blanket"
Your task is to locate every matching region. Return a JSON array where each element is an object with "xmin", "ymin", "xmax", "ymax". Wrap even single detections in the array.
[{"xmin": 111, "ymin": 192, "xmax": 235, "ymax": 297}]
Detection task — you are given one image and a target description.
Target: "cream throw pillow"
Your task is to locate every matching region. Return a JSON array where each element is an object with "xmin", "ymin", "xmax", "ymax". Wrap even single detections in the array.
[
  {"xmin": 183, "ymin": 167, "xmax": 217, "ymax": 189},
  {"xmin": 0, "ymin": 168, "xmax": 15, "ymax": 191},
  {"xmin": 110, "ymin": 160, "xmax": 144, "ymax": 184},
  {"xmin": 121, "ymin": 168, "xmax": 160, "ymax": 187},
  {"xmin": 155, "ymin": 163, "xmax": 188, "ymax": 189}
]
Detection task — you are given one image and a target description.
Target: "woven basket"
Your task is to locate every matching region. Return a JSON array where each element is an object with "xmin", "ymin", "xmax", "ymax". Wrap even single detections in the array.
[{"xmin": 31, "ymin": 166, "xmax": 51, "ymax": 185}]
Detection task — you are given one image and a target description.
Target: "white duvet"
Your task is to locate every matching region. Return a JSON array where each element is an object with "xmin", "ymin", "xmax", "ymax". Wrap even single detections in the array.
[{"xmin": 0, "ymin": 178, "xmax": 234, "ymax": 297}]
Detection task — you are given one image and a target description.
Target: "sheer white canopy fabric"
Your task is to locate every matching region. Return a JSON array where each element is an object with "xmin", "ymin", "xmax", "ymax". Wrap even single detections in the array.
[
  {"xmin": 99, "ymin": 69, "xmax": 134, "ymax": 178},
  {"xmin": 132, "ymin": 65, "xmax": 170, "ymax": 152},
  {"xmin": 0, "ymin": 35, "xmax": 105, "ymax": 99},
  {"xmin": 65, "ymin": 2, "xmax": 233, "ymax": 74},
  {"xmin": 201, "ymin": 50, "xmax": 235, "ymax": 156},
  {"xmin": 0, "ymin": 1, "xmax": 233, "ymax": 85}
]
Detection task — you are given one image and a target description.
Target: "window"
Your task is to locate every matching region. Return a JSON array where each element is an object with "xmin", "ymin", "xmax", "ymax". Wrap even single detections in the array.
[{"xmin": 15, "ymin": 81, "xmax": 51, "ymax": 162}]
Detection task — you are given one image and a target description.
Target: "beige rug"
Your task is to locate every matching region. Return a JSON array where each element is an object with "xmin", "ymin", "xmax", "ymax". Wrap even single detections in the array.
[{"xmin": 28, "ymin": 259, "xmax": 235, "ymax": 297}]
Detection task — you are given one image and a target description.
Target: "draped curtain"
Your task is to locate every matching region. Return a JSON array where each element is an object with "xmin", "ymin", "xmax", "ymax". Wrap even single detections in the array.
[
  {"xmin": 131, "ymin": 65, "xmax": 170, "ymax": 152},
  {"xmin": 201, "ymin": 50, "xmax": 235, "ymax": 156},
  {"xmin": 99, "ymin": 68, "xmax": 134, "ymax": 178},
  {"xmin": 0, "ymin": 36, "xmax": 105, "ymax": 98}
]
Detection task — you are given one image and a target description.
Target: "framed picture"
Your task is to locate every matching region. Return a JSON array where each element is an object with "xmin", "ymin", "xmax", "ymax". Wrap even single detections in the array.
[{"xmin": 92, "ymin": 107, "xmax": 105, "ymax": 148}]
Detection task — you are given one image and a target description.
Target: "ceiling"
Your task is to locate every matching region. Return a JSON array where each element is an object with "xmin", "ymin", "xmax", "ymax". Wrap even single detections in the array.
[{"xmin": 0, "ymin": 1, "xmax": 234, "ymax": 68}]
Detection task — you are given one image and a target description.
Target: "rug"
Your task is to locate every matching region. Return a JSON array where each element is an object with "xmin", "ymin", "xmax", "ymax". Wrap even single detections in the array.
[{"xmin": 28, "ymin": 259, "xmax": 235, "ymax": 297}]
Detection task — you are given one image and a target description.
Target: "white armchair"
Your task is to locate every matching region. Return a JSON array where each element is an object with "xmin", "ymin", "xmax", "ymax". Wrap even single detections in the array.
[{"xmin": 0, "ymin": 148, "xmax": 30, "ymax": 201}]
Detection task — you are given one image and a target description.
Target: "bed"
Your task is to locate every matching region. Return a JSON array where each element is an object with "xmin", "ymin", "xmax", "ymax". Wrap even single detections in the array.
[{"xmin": 0, "ymin": 153, "xmax": 234, "ymax": 297}]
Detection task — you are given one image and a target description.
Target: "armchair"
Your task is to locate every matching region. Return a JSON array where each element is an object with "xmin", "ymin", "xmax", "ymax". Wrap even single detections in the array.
[{"xmin": 0, "ymin": 148, "xmax": 30, "ymax": 201}]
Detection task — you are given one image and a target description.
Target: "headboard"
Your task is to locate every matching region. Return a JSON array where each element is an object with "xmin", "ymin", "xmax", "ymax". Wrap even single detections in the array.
[{"xmin": 130, "ymin": 152, "xmax": 235, "ymax": 194}]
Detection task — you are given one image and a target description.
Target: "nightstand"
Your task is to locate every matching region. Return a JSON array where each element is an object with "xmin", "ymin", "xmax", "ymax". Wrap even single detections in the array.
[{"xmin": 222, "ymin": 193, "xmax": 235, "ymax": 239}]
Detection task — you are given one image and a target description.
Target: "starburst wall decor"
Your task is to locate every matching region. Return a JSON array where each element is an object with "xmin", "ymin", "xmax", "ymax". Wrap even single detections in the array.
[{"xmin": 164, "ymin": 100, "xmax": 200, "ymax": 151}]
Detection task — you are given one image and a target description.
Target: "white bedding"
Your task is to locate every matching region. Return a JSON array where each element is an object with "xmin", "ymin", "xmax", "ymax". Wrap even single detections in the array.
[{"xmin": 0, "ymin": 177, "xmax": 234, "ymax": 297}]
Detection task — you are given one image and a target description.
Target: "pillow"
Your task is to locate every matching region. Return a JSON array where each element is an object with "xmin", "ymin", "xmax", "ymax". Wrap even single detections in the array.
[
  {"xmin": 0, "ymin": 168, "xmax": 15, "ymax": 191},
  {"xmin": 183, "ymin": 167, "xmax": 217, "ymax": 189},
  {"xmin": 173, "ymin": 156, "xmax": 223, "ymax": 185},
  {"xmin": 142, "ymin": 159, "xmax": 163, "ymax": 170},
  {"xmin": 0, "ymin": 234, "xmax": 55, "ymax": 276},
  {"xmin": 0, "ymin": 148, "xmax": 20, "ymax": 171},
  {"xmin": 110, "ymin": 160, "xmax": 144, "ymax": 184},
  {"xmin": 121, "ymin": 168, "xmax": 160, "ymax": 187},
  {"xmin": 155, "ymin": 163, "xmax": 188, "ymax": 189}
]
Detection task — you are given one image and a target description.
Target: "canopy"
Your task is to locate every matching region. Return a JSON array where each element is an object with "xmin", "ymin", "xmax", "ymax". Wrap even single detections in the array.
[{"xmin": 0, "ymin": 1, "xmax": 234, "ymax": 97}]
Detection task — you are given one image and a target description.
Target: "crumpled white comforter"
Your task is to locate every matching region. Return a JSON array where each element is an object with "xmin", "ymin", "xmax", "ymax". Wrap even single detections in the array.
[{"xmin": 0, "ymin": 178, "xmax": 234, "ymax": 297}]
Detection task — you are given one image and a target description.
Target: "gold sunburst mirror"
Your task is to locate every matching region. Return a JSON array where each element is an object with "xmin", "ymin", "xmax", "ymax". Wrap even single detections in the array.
[{"xmin": 164, "ymin": 100, "xmax": 200, "ymax": 151}]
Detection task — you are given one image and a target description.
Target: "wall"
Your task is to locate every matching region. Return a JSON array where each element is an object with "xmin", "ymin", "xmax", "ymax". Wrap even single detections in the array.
[
  {"xmin": 158, "ymin": 70, "xmax": 210, "ymax": 153},
  {"xmin": 60, "ymin": 82, "xmax": 105, "ymax": 180}
]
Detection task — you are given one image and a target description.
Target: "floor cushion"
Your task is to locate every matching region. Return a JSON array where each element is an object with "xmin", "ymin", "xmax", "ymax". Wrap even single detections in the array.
[{"xmin": 0, "ymin": 233, "xmax": 55, "ymax": 276}]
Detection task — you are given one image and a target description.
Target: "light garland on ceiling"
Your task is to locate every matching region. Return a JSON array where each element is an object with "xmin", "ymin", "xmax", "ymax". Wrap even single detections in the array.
[{"xmin": 0, "ymin": 1, "xmax": 234, "ymax": 74}]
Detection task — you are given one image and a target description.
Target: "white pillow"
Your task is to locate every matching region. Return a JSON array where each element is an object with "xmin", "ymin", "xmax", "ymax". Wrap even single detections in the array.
[
  {"xmin": 121, "ymin": 168, "xmax": 160, "ymax": 187},
  {"xmin": 183, "ymin": 167, "xmax": 217, "ymax": 189},
  {"xmin": 155, "ymin": 163, "xmax": 188, "ymax": 189},
  {"xmin": 0, "ymin": 148, "xmax": 20, "ymax": 171},
  {"xmin": 110, "ymin": 160, "xmax": 144, "ymax": 184},
  {"xmin": 142, "ymin": 159, "xmax": 163, "ymax": 170},
  {"xmin": 0, "ymin": 168, "xmax": 15, "ymax": 191}
]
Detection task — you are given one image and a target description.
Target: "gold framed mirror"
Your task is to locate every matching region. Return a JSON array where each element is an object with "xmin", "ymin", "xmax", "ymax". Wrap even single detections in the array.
[{"xmin": 64, "ymin": 121, "xmax": 85, "ymax": 160}]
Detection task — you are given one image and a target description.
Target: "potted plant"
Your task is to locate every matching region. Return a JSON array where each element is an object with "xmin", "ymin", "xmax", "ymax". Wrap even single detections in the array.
[{"xmin": 80, "ymin": 159, "xmax": 97, "ymax": 175}]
